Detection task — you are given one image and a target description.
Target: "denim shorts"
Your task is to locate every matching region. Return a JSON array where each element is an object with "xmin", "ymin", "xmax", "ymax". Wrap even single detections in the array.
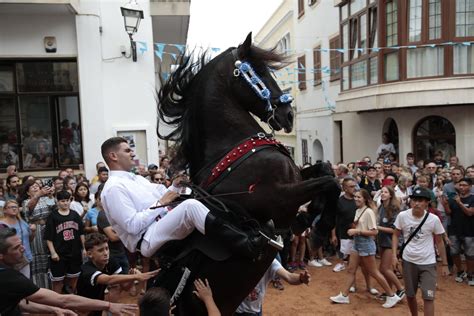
[{"xmin": 352, "ymin": 236, "xmax": 376, "ymax": 257}]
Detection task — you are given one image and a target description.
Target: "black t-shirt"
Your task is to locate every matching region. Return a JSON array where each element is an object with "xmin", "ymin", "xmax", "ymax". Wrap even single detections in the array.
[
  {"xmin": 76, "ymin": 258, "xmax": 122, "ymax": 301},
  {"xmin": 44, "ymin": 209, "xmax": 84, "ymax": 259},
  {"xmin": 0, "ymin": 264, "xmax": 39, "ymax": 316},
  {"xmin": 336, "ymin": 196, "xmax": 357, "ymax": 240},
  {"xmin": 97, "ymin": 211, "xmax": 126, "ymax": 257},
  {"xmin": 448, "ymin": 194, "xmax": 474, "ymax": 237},
  {"xmin": 359, "ymin": 177, "xmax": 381, "ymax": 195}
]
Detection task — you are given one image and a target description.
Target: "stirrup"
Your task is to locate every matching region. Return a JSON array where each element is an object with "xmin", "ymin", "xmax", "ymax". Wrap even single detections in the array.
[{"xmin": 259, "ymin": 231, "xmax": 284, "ymax": 251}]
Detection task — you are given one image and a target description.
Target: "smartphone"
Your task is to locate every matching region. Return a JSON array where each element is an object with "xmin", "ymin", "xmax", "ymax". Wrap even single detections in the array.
[
  {"xmin": 447, "ymin": 191, "xmax": 458, "ymax": 199},
  {"xmin": 44, "ymin": 179, "xmax": 53, "ymax": 188}
]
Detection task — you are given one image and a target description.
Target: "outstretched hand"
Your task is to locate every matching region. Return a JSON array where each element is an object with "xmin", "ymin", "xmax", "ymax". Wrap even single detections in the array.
[
  {"xmin": 193, "ymin": 278, "xmax": 214, "ymax": 303},
  {"xmin": 298, "ymin": 270, "xmax": 311, "ymax": 285}
]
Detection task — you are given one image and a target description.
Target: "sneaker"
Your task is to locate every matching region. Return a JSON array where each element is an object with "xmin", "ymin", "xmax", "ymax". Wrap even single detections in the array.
[
  {"xmin": 298, "ymin": 261, "xmax": 306, "ymax": 270},
  {"xmin": 377, "ymin": 293, "xmax": 388, "ymax": 301},
  {"xmin": 333, "ymin": 262, "xmax": 346, "ymax": 272},
  {"xmin": 330, "ymin": 292, "xmax": 350, "ymax": 304},
  {"xmin": 288, "ymin": 261, "xmax": 297, "ymax": 272},
  {"xmin": 396, "ymin": 289, "xmax": 406, "ymax": 300},
  {"xmin": 369, "ymin": 288, "xmax": 380, "ymax": 295},
  {"xmin": 308, "ymin": 259, "xmax": 323, "ymax": 267},
  {"xmin": 455, "ymin": 271, "xmax": 467, "ymax": 283},
  {"xmin": 468, "ymin": 276, "xmax": 474, "ymax": 286},
  {"xmin": 349, "ymin": 286, "xmax": 356, "ymax": 293},
  {"xmin": 319, "ymin": 258, "xmax": 332, "ymax": 266},
  {"xmin": 382, "ymin": 294, "xmax": 401, "ymax": 308}
]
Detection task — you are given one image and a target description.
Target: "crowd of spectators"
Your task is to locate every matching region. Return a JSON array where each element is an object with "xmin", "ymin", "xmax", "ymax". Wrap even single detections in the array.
[{"xmin": 0, "ymin": 146, "xmax": 472, "ymax": 315}]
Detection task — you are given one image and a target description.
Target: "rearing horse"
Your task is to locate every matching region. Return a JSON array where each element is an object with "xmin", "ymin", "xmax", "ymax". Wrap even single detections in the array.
[{"xmin": 156, "ymin": 33, "xmax": 340, "ymax": 315}]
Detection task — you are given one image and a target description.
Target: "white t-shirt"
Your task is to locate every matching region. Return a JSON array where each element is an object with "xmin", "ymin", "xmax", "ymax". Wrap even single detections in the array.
[
  {"xmin": 394, "ymin": 209, "xmax": 445, "ymax": 265},
  {"xmin": 236, "ymin": 259, "xmax": 282, "ymax": 313}
]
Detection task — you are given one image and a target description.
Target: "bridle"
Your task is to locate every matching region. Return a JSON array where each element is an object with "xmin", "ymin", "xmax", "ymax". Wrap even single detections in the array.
[{"xmin": 231, "ymin": 49, "xmax": 293, "ymax": 133}]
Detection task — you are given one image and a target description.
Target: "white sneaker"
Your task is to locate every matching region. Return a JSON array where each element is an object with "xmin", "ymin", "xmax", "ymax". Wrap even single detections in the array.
[
  {"xmin": 333, "ymin": 262, "xmax": 346, "ymax": 272},
  {"xmin": 369, "ymin": 288, "xmax": 380, "ymax": 295},
  {"xmin": 382, "ymin": 294, "xmax": 401, "ymax": 308},
  {"xmin": 319, "ymin": 258, "xmax": 332, "ymax": 266},
  {"xmin": 330, "ymin": 292, "xmax": 350, "ymax": 304},
  {"xmin": 349, "ymin": 286, "xmax": 356, "ymax": 293},
  {"xmin": 308, "ymin": 259, "xmax": 323, "ymax": 267}
]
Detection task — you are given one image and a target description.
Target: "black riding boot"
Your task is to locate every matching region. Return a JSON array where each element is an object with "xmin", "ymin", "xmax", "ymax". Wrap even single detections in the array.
[{"xmin": 204, "ymin": 213, "xmax": 264, "ymax": 259}]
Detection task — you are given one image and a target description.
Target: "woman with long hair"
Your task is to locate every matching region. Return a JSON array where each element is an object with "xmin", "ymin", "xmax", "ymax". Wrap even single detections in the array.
[
  {"xmin": 330, "ymin": 189, "xmax": 401, "ymax": 308},
  {"xmin": 0, "ymin": 200, "xmax": 35, "ymax": 278},
  {"xmin": 377, "ymin": 186, "xmax": 405, "ymax": 298},
  {"xmin": 18, "ymin": 179, "xmax": 55, "ymax": 288},
  {"xmin": 70, "ymin": 182, "xmax": 94, "ymax": 219}
]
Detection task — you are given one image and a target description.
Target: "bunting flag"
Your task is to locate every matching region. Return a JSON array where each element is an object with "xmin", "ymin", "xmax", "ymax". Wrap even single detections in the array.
[
  {"xmin": 137, "ymin": 41, "xmax": 148, "ymax": 54},
  {"xmin": 154, "ymin": 43, "xmax": 165, "ymax": 61}
]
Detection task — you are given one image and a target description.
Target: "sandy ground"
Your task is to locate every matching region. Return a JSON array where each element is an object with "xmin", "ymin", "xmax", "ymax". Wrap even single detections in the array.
[
  {"xmin": 262, "ymin": 259, "xmax": 474, "ymax": 316},
  {"xmin": 33, "ymin": 258, "xmax": 474, "ymax": 316}
]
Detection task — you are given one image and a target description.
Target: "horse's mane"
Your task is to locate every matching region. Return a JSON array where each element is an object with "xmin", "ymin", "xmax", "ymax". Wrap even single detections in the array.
[{"xmin": 157, "ymin": 45, "xmax": 288, "ymax": 172}]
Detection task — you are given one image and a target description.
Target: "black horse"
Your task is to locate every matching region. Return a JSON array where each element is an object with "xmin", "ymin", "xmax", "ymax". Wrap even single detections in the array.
[{"xmin": 155, "ymin": 33, "xmax": 340, "ymax": 315}]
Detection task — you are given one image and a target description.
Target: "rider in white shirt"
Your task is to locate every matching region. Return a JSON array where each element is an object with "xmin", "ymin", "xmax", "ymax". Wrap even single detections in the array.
[{"xmin": 100, "ymin": 137, "xmax": 262, "ymax": 259}]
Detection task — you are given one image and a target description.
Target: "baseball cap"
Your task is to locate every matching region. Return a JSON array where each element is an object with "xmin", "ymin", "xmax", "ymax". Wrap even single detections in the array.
[
  {"xmin": 410, "ymin": 187, "xmax": 431, "ymax": 200},
  {"xmin": 148, "ymin": 164, "xmax": 158, "ymax": 170}
]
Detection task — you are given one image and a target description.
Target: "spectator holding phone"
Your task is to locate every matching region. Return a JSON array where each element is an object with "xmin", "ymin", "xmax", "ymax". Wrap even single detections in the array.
[{"xmin": 18, "ymin": 179, "xmax": 55, "ymax": 288}]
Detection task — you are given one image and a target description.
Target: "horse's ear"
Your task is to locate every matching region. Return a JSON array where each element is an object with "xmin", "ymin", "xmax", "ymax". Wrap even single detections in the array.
[{"xmin": 237, "ymin": 32, "xmax": 252, "ymax": 59}]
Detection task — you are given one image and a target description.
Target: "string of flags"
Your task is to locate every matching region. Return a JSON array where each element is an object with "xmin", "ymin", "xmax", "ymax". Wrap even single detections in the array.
[
  {"xmin": 137, "ymin": 40, "xmax": 474, "ymax": 61},
  {"xmin": 139, "ymin": 40, "xmax": 472, "ymax": 111}
]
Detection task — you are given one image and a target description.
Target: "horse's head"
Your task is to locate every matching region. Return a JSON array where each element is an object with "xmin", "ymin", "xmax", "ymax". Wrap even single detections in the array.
[{"xmin": 229, "ymin": 33, "xmax": 294, "ymax": 133}]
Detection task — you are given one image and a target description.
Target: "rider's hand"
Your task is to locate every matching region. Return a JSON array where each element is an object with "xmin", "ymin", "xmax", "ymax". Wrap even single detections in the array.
[{"xmin": 159, "ymin": 191, "xmax": 179, "ymax": 205}]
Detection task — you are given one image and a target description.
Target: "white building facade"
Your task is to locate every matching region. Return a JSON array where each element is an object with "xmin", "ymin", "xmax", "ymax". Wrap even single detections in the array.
[
  {"xmin": 0, "ymin": 0, "xmax": 189, "ymax": 179},
  {"xmin": 254, "ymin": 0, "xmax": 297, "ymax": 159},
  {"xmin": 293, "ymin": 0, "xmax": 341, "ymax": 165}
]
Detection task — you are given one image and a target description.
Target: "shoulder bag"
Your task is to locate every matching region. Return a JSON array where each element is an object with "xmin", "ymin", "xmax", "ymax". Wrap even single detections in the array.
[{"xmin": 398, "ymin": 211, "xmax": 429, "ymax": 259}]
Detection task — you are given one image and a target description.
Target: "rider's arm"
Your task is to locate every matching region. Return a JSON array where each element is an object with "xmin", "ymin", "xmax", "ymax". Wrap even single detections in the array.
[
  {"xmin": 103, "ymin": 186, "xmax": 164, "ymax": 235},
  {"xmin": 19, "ymin": 299, "xmax": 76, "ymax": 315}
]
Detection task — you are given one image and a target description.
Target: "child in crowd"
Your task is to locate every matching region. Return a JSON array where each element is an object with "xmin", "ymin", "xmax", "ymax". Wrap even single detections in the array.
[
  {"xmin": 139, "ymin": 279, "xmax": 221, "ymax": 316},
  {"xmin": 76, "ymin": 233, "xmax": 159, "ymax": 316},
  {"xmin": 45, "ymin": 190, "xmax": 85, "ymax": 294}
]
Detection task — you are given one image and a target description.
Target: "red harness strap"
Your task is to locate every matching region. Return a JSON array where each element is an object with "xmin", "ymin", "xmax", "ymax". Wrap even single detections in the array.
[{"xmin": 202, "ymin": 135, "xmax": 281, "ymax": 188}]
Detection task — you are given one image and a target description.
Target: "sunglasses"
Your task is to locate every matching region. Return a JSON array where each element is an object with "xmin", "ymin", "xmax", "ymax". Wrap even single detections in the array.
[{"xmin": 153, "ymin": 178, "xmax": 165, "ymax": 182}]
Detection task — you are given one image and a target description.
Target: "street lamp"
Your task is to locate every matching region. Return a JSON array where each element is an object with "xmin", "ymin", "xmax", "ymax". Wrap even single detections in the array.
[{"xmin": 120, "ymin": 0, "xmax": 144, "ymax": 62}]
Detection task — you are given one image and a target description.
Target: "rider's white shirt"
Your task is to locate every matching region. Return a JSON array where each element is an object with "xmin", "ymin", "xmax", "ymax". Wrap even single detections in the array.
[{"xmin": 101, "ymin": 170, "xmax": 178, "ymax": 253}]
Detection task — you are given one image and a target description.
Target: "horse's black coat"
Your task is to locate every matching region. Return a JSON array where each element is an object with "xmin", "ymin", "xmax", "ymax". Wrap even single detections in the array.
[{"xmin": 156, "ymin": 33, "xmax": 340, "ymax": 315}]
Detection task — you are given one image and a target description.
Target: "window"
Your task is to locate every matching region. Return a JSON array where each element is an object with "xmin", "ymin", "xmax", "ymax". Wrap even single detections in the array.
[
  {"xmin": 298, "ymin": 55, "xmax": 307, "ymax": 90},
  {"xmin": 429, "ymin": 0, "xmax": 442, "ymax": 40},
  {"xmin": 369, "ymin": 6, "xmax": 378, "ymax": 48},
  {"xmin": 0, "ymin": 60, "xmax": 82, "ymax": 171},
  {"xmin": 351, "ymin": 60, "xmax": 367, "ymax": 88},
  {"xmin": 342, "ymin": 66, "xmax": 349, "ymax": 90},
  {"xmin": 298, "ymin": 0, "xmax": 305, "ymax": 18},
  {"xmin": 350, "ymin": 0, "xmax": 365, "ymax": 15},
  {"xmin": 408, "ymin": 0, "xmax": 422, "ymax": 42},
  {"xmin": 277, "ymin": 33, "xmax": 290, "ymax": 54},
  {"xmin": 385, "ymin": 52, "xmax": 399, "ymax": 81},
  {"xmin": 369, "ymin": 57, "xmax": 378, "ymax": 84},
  {"xmin": 453, "ymin": 44, "xmax": 474, "ymax": 74},
  {"xmin": 414, "ymin": 116, "xmax": 456, "ymax": 162},
  {"xmin": 359, "ymin": 13, "xmax": 367, "ymax": 56},
  {"xmin": 342, "ymin": 23, "xmax": 350, "ymax": 62},
  {"xmin": 341, "ymin": 3, "xmax": 348, "ymax": 21},
  {"xmin": 330, "ymin": 37, "xmax": 341, "ymax": 81},
  {"xmin": 386, "ymin": 0, "xmax": 398, "ymax": 46},
  {"xmin": 313, "ymin": 46, "xmax": 322, "ymax": 86},
  {"xmin": 302, "ymin": 139, "xmax": 309, "ymax": 164},
  {"xmin": 407, "ymin": 47, "xmax": 444, "ymax": 78},
  {"xmin": 456, "ymin": 0, "xmax": 474, "ymax": 37}
]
